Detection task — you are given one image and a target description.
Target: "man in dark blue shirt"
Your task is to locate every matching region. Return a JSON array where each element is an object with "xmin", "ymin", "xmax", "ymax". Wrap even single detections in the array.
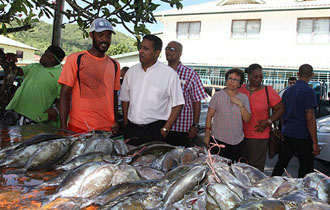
[{"xmin": 272, "ymin": 64, "xmax": 320, "ymax": 178}]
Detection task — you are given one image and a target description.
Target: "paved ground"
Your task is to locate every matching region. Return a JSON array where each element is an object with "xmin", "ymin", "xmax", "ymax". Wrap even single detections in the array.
[{"xmin": 264, "ymin": 154, "xmax": 330, "ymax": 177}]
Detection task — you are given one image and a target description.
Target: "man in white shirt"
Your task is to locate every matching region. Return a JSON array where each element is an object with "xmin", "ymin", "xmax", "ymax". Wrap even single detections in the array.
[{"xmin": 119, "ymin": 35, "xmax": 184, "ymax": 146}]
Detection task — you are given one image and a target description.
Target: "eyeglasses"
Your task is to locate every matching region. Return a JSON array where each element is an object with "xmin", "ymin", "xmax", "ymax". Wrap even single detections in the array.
[
  {"xmin": 165, "ymin": 47, "xmax": 176, "ymax": 51},
  {"xmin": 227, "ymin": 77, "xmax": 240, "ymax": 83}
]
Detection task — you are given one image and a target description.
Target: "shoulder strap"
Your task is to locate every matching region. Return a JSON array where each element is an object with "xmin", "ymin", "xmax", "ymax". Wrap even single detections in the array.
[
  {"xmin": 109, "ymin": 57, "xmax": 118, "ymax": 78},
  {"xmin": 76, "ymin": 54, "xmax": 119, "ymax": 96},
  {"xmin": 77, "ymin": 53, "xmax": 86, "ymax": 94},
  {"xmin": 265, "ymin": 86, "xmax": 270, "ymax": 117}
]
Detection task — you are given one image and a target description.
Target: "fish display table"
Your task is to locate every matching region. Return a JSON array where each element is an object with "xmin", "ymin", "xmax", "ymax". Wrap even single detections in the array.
[{"xmin": 0, "ymin": 124, "xmax": 329, "ymax": 210}]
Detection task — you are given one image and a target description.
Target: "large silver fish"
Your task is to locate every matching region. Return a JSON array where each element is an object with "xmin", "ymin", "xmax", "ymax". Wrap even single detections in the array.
[
  {"xmin": 45, "ymin": 161, "xmax": 119, "ymax": 205},
  {"xmin": 59, "ymin": 136, "xmax": 114, "ymax": 164},
  {"xmin": 303, "ymin": 172, "xmax": 330, "ymax": 204},
  {"xmin": 24, "ymin": 137, "xmax": 72, "ymax": 170},
  {"xmin": 163, "ymin": 165, "xmax": 208, "ymax": 206},
  {"xmin": 207, "ymin": 182, "xmax": 242, "ymax": 210},
  {"xmin": 54, "ymin": 152, "xmax": 113, "ymax": 171}
]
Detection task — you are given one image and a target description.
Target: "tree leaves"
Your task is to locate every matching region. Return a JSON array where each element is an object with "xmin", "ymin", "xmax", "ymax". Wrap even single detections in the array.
[{"xmin": 1, "ymin": 0, "xmax": 183, "ymax": 40}]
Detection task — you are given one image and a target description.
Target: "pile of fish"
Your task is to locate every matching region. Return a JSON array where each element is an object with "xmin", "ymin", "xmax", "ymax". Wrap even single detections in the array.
[{"xmin": 0, "ymin": 131, "xmax": 329, "ymax": 210}]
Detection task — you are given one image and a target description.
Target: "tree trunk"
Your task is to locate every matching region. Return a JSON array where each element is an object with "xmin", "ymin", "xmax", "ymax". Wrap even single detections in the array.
[{"xmin": 52, "ymin": 0, "xmax": 64, "ymax": 47}]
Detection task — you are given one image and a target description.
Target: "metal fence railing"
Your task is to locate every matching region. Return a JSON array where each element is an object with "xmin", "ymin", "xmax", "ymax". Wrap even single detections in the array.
[{"xmin": 191, "ymin": 65, "xmax": 330, "ymax": 94}]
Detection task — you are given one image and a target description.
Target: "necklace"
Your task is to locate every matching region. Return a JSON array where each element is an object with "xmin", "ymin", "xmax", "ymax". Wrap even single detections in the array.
[{"xmin": 247, "ymin": 84, "xmax": 257, "ymax": 91}]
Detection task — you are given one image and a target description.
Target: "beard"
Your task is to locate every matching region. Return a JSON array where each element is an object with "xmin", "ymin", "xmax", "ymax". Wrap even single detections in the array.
[{"xmin": 92, "ymin": 37, "xmax": 110, "ymax": 53}]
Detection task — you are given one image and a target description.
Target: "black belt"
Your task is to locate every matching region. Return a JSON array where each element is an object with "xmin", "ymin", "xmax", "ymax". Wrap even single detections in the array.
[{"xmin": 129, "ymin": 120, "xmax": 165, "ymax": 129}]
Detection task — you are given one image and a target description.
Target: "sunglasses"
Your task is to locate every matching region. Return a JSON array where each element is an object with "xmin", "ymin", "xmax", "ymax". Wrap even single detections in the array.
[{"xmin": 165, "ymin": 47, "xmax": 176, "ymax": 51}]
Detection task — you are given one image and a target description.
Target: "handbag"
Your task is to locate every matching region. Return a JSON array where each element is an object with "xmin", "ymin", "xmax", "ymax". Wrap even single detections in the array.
[{"xmin": 265, "ymin": 86, "xmax": 284, "ymax": 159}]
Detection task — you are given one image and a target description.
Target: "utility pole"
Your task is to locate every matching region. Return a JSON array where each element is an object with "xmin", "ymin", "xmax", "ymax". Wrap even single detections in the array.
[{"xmin": 52, "ymin": 0, "xmax": 64, "ymax": 47}]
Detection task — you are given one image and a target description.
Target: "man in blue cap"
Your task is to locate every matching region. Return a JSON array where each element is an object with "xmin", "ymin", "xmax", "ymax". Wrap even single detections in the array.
[{"xmin": 59, "ymin": 18, "xmax": 121, "ymax": 134}]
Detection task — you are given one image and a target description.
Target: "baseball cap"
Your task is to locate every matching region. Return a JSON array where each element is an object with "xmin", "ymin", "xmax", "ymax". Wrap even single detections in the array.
[{"xmin": 90, "ymin": 18, "xmax": 116, "ymax": 34}]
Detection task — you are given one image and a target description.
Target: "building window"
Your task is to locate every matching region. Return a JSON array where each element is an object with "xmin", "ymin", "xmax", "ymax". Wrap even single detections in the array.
[
  {"xmin": 177, "ymin": 21, "xmax": 201, "ymax": 40},
  {"xmin": 16, "ymin": 50, "xmax": 23, "ymax": 60},
  {"xmin": 231, "ymin": 19, "xmax": 261, "ymax": 38},
  {"xmin": 297, "ymin": 18, "xmax": 330, "ymax": 44}
]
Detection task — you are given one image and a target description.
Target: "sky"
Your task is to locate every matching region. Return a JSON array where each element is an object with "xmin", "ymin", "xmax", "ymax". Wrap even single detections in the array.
[{"xmin": 42, "ymin": 0, "xmax": 216, "ymax": 36}]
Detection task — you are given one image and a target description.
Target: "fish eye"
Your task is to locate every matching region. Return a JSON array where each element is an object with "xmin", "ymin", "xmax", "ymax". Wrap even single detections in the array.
[
  {"xmin": 151, "ymin": 186, "xmax": 159, "ymax": 192},
  {"xmin": 289, "ymin": 201, "xmax": 297, "ymax": 207},
  {"xmin": 186, "ymin": 204, "xmax": 192, "ymax": 209}
]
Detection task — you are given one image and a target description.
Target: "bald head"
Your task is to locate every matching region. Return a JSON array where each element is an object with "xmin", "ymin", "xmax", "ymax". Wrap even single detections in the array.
[{"xmin": 166, "ymin": 41, "xmax": 183, "ymax": 66}]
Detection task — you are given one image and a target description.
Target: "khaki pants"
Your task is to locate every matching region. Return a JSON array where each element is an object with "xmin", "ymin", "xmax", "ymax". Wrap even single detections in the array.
[{"xmin": 244, "ymin": 138, "xmax": 268, "ymax": 172}]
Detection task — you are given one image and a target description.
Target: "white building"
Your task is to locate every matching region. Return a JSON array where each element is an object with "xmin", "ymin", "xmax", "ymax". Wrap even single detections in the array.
[
  {"xmin": 0, "ymin": 35, "xmax": 39, "ymax": 65},
  {"xmin": 155, "ymin": 0, "xmax": 330, "ymax": 89}
]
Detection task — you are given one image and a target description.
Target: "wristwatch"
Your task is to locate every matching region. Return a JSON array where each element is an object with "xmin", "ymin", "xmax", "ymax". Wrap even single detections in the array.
[
  {"xmin": 267, "ymin": 119, "xmax": 272, "ymax": 124},
  {"xmin": 192, "ymin": 123, "xmax": 200, "ymax": 129},
  {"xmin": 162, "ymin": 127, "xmax": 169, "ymax": 134}
]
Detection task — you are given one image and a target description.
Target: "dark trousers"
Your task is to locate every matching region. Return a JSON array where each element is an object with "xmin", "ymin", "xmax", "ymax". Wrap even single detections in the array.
[
  {"xmin": 166, "ymin": 131, "xmax": 189, "ymax": 147},
  {"xmin": 124, "ymin": 120, "xmax": 166, "ymax": 146},
  {"xmin": 210, "ymin": 138, "xmax": 245, "ymax": 163},
  {"xmin": 272, "ymin": 136, "xmax": 314, "ymax": 178}
]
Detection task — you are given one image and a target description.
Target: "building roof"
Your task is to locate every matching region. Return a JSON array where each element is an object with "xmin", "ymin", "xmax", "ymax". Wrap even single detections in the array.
[
  {"xmin": 0, "ymin": 35, "xmax": 39, "ymax": 51},
  {"xmin": 155, "ymin": 0, "xmax": 330, "ymax": 16}
]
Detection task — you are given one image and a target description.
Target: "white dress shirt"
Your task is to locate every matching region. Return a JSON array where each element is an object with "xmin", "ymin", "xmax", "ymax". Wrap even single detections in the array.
[{"xmin": 119, "ymin": 61, "xmax": 184, "ymax": 125}]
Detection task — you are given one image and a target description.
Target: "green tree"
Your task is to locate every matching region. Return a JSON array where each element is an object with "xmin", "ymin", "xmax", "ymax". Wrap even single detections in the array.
[{"xmin": 1, "ymin": 0, "xmax": 183, "ymax": 40}]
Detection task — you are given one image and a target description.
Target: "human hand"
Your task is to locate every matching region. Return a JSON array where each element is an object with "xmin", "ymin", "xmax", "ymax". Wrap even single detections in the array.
[
  {"xmin": 160, "ymin": 128, "xmax": 168, "ymax": 138},
  {"xmin": 255, "ymin": 119, "xmax": 270, "ymax": 132},
  {"xmin": 188, "ymin": 126, "xmax": 198, "ymax": 139},
  {"xmin": 5, "ymin": 53, "xmax": 18, "ymax": 63},
  {"xmin": 203, "ymin": 136, "xmax": 210, "ymax": 146},
  {"xmin": 230, "ymin": 96, "xmax": 243, "ymax": 107},
  {"xmin": 44, "ymin": 108, "xmax": 58, "ymax": 121},
  {"xmin": 111, "ymin": 122, "xmax": 119, "ymax": 135},
  {"xmin": 312, "ymin": 143, "xmax": 320, "ymax": 155}
]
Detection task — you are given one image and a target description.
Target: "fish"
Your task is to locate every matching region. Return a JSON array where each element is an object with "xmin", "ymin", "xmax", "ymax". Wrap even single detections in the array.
[
  {"xmin": 113, "ymin": 139, "xmax": 129, "ymax": 156},
  {"xmin": 207, "ymin": 183, "xmax": 242, "ymax": 210},
  {"xmin": 92, "ymin": 179, "xmax": 162, "ymax": 206},
  {"xmin": 111, "ymin": 164, "xmax": 140, "ymax": 186},
  {"xmin": 231, "ymin": 164, "xmax": 253, "ymax": 187},
  {"xmin": 303, "ymin": 172, "xmax": 330, "ymax": 204},
  {"xmin": 249, "ymin": 176, "xmax": 286, "ymax": 198},
  {"xmin": 272, "ymin": 178, "xmax": 303, "ymax": 198},
  {"xmin": 44, "ymin": 161, "xmax": 119, "ymax": 205},
  {"xmin": 233, "ymin": 162, "xmax": 267, "ymax": 185},
  {"xmin": 213, "ymin": 162, "xmax": 248, "ymax": 200},
  {"xmin": 54, "ymin": 152, "xmax": 113, "ymax": 171},
  {"xmin": 279, "ymin": 189, "xmax": 314, "ymax": 206},
  {"xmin": 0, "ymin": 141, "xmax": 54, "ymax": 168},
  {"xmin": 0, "ymin": 133, "xmax": 65, "ymax": 162},
  {"xmin": 131, "ymin": 154, "xmax": 158, "ymax": 167},
  {"xmin": 128, "ymin": 143, "xmax": 177, "ymax": 159},
  {"xmin": 180, "ymin": 147, "xmax": 201, "ymax": 165},
  {"xmin": 59, "ymin": 136, "xmax": 114, "ymax": 164},
  {"xmin": 235, "ymin": 199, "xmax": 287, "ymax": 210},
  {"xmin": 298, "ymin": 200, "xmax": 330, "ymax": 210},
  {"xmin": 24, "ymin": 137, "xmax": 72, "ymax": 170},
  {"xmin": 135, "ymin": 166, "xmax": 165, "ymax": 180},
  {"xmin": 150, "ymin": 152, "xmax": 179, "ymax": 173},
  {"xmin": 162, "ymin": 164, "xmax": 197, "ymax": 183},
  {"xmin": 99, "ymin": 191, "xmax": 164, "ymax": 210},
  {"xmin": 163, "ymin": 165, "xmax": 208, "ymax": 206}
]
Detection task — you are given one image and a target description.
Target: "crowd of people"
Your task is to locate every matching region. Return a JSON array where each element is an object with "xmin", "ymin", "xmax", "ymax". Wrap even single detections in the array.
[{"xmin": 3, "ymin": 18, "xmax": 321, "ymax": 177}]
